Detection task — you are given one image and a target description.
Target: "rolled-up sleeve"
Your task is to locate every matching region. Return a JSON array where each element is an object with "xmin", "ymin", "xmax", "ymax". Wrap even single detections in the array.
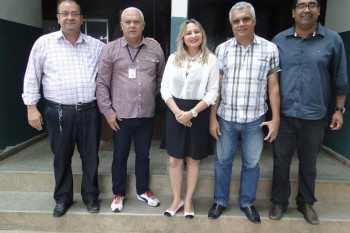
[
  {"xmin": 202, "ymin": 54, "xmax": 219, "ymax": 106},
  {"xmin": 333, "ymin": 35, "xmax": 349, "ymax": 95},
  {"xmin": 22, "ymin": 37, "xmax": 45, "ymax": 105},
  {"xmin": 160, "ymin": 54, "xmax": 175, "ymax": 102}
]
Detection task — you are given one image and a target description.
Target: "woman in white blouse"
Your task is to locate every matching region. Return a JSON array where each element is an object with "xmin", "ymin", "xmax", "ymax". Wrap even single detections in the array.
[{"xmin": 160, "ymin": 19, "xmax": 219, "ymax": 219}]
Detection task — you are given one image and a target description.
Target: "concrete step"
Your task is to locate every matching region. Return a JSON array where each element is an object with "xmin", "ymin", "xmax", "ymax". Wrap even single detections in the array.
[
  {"xmin": 1, "ymin": 139, "xmax": 350, "ymax": 202},
  {"xmin": 1, "ymin": 171, "xmax": 350, "ymax": 202},
  {"xmin": 1, "ymin": 138, "xmax": 350, "ymax": 232},
  {"xmin": 1, "ymin": 191, "xmax": 350, "ymax": 233}
]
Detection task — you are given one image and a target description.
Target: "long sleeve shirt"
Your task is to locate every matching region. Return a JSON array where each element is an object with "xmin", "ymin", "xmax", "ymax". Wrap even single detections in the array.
[
  {"xmin": 273, "ymin": 24, "xmax": 349, "ymax": 120},
  {"xmin": 22, "ymin": 30, "xmax": 104, "ymax": 105},
  {"xmin": 160, "ymin": 53, "xmax": 219, "ymax": 106},
  {"xmin": 96, "ymin": 37, "xmax": 165, "ymax": 119}
]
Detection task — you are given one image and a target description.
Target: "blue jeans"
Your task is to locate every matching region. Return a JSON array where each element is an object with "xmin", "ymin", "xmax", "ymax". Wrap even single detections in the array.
[
  {"xmin": 214, "ymin": 115, "xmax": 264, "ymax": 207},
  {"xmin": 112, "ymin": 117, "xmax": 154, "ymax": 196}
]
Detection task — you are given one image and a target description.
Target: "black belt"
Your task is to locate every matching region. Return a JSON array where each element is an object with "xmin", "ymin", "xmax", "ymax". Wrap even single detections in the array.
[{"xmin": 45, "ymin": 99, "xmax": 97, "ymax": 111}]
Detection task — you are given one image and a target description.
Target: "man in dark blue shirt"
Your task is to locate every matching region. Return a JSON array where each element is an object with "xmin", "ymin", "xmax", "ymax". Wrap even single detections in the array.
[{"xmin": 269, "ymin": 0, "xmax": 349, "ymax": 225}]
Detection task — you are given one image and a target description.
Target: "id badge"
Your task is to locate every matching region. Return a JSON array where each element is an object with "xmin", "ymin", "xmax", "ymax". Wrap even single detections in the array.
[{"xmin": 128, "ymin": 67, "xmax": 136, "ymax": 79}]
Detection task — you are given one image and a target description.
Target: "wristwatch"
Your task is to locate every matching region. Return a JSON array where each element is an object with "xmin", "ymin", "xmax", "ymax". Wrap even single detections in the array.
[
  {"xmin": 191, "ymin": 109, "xmax": 198, "ymax": 117},
  {"xmin": 335, "ymin": 107, "xmax": 346, "ymax": 114}
]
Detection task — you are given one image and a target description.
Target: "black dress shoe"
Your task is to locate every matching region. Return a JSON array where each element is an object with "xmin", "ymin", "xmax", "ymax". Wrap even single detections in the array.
[
  {"xmin": 53, "ymin": 202, "xmax": 72, "ymax": 217},
  {"xmin": 240, "ymin": 205, "xmax": 261, "ymax": 224},
  {"xmin": 297, "ymin": 203, "xmax": 319, "ymax": 225},
  {"xmin": 86, "ymin": 200, "xmax": 100, "ymax": 213},
  {"xmin": 208, "ymin": 203, "xmax": 226, "ymax": 219},
  {"xmin": 269, "ymin": 204, "xmax": 286, "ymax": 220}
]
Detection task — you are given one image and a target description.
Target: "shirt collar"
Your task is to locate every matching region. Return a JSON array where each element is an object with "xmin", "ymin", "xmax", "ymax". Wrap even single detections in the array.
[
  {"xmin": 121, "ymin": 36, "xmax": 146, "ymax": 48},
  {"xmin": 287, "ymin": 23, "xmax": 325, "ymax": 38},
  {"xmin": 232, "ymin": 34, "xmax": 259, "ymax": 46},
  {"xmin": 56, "ymin": 30, "xmax": 87, "ymax": 44}
]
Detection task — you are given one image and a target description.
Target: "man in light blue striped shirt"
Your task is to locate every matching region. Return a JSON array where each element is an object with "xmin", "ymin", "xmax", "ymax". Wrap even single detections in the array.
[{"xmin": 207, "ymin": 1, "xmax": 281, "ymax": 224}]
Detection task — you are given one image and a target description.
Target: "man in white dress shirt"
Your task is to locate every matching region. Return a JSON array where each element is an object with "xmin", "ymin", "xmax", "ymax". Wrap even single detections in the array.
[{"xmin": 22, "ymin": 0, "xmax": 104, "ymax": 217}]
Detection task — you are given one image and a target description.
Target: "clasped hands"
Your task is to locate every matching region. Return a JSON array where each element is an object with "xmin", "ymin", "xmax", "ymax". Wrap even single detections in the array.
[{"xmin": 175, "ymin": 111, "xmax": 193, "ymax": 127}]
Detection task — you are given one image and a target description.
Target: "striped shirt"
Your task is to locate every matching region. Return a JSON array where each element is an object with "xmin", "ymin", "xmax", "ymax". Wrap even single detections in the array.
[
  {"xmin": 96, "ymin": 37, "xmax": 165, "ymax": 119},
  {"xmin": 215, "ymin": 35, "xmax": 280, "ymax": 123},
  {"xmin": 22, "ymin": 30, "xmax": 104, "ymax": 105}
]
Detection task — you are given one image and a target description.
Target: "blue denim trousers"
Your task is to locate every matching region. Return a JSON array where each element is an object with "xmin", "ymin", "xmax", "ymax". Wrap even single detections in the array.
[{"xmin": 214, "ymin": 115, "xmax": 264, "ymax": 207}]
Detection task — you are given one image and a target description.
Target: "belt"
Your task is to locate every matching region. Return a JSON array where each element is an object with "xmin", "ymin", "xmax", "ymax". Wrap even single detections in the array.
[{"xmin": 45, "ymin": 99, "xmax": 97, "ymax": 111}]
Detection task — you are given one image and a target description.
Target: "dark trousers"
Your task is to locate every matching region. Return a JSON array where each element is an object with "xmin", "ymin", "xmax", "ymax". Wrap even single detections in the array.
[
  {"xmin": 112, "ymin": 117, "xmax": 154, "ymax": 196},
  {"xmin": 44, "ymin": 104, "xmax": 100, "ymax": 204},
  {"xmin": 271, "ymin": 115, "xmax": 327, "ymax": 208}
]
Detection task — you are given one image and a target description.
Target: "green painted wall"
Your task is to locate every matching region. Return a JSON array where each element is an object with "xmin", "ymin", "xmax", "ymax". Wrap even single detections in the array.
[
  {"xmin": 0, "ymin": 19, "xmax": 43, "ymax": 151},
  {"xmin": 323, "ymin": 31, "xmax": 350, "ymax": 159},
  {"xmin": 170, "ymin": 17, "xmax": 186, "ymax": 54}
]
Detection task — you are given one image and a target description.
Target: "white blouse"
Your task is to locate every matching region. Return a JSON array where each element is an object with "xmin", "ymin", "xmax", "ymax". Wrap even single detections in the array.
[{"xmin": 160, "ymin": 53, "xmax": 219, "ymax": 106}]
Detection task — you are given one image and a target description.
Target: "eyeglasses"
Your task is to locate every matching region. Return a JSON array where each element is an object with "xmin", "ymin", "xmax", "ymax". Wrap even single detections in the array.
[
  {"xmin": 232, "ymin": 16, "xmax": 253, "ymax": 25},
  {"xmin": 57, "ymin": 11, "xmax": 81, "ymax": 18},
  {"xmin": 295, "ymin": 2, "xmax": 319, "ymax": 11}
]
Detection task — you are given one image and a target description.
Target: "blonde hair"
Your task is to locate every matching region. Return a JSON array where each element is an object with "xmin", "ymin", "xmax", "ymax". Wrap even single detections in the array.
[{"xmin": 174, "ymin": 19, "xmax": 210, "ymax": 67}]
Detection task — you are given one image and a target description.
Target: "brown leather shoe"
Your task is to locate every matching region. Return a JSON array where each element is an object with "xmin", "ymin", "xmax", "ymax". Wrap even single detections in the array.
[
  {"xmin": 297, "ymin": 203, "xmax": 319, "ymax": 225},
  {"xmin": 269, "ymin": 204, "xmax": 285, "ymax": 220}
]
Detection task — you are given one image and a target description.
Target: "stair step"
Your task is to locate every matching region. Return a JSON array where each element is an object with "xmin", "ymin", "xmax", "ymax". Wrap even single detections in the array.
[
  {"xmin": 1, "ymin": 140, "xmax": 350, "ymax": 201},
  {"xmin": 1, "ymin": 138, "xmax": 350, "ymax": 232},
  {"xmin": 1, "ymin": 191, "xmax": 350, "ymax": 233},
  {"xmin": 1, "ymin": 171, "xmax": 350, "ymax": 201}
]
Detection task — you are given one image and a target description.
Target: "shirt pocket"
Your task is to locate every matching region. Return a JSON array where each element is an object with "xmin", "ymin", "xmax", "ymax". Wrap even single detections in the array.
[
  {"xmin": 253, "ymin": 57, "xmax": 269, "ymax": 83},
  {"xmin": 138, "ymin": 57, "xmax": 159, "ymax": 77},
  {"xmin": 82, "ymin": 52, "xmax": 97, "ymax": 75}
]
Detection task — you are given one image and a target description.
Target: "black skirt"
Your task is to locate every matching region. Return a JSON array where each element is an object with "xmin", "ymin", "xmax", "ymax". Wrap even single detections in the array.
[{"xmin": 160, "ymin": 97, "xmax": 214, "ymax": 160}]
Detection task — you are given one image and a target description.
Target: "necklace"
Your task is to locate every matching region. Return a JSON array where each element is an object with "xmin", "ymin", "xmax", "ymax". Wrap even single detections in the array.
[
  {"xmin": 187, "ymin": 51, "xmax": 201, "ymax": 62},
  {"xmin": 186, "ymin": 51, "xmax": 201, "ymax": 77}
]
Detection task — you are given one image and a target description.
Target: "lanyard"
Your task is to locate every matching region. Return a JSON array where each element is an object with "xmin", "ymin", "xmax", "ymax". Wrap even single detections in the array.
[{"xmin": 127, "ymin": 44, "xmax": 143, "ymax": 63}]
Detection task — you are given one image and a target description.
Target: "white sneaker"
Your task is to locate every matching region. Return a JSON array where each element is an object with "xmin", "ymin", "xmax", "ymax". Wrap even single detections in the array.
[
  {"xmin": 111, "ymin": 195, "xmax": 124, "ymax": 212},
  {"xmin": 137, "ymin": 191, "xmax": 160, "ymax": 207}
]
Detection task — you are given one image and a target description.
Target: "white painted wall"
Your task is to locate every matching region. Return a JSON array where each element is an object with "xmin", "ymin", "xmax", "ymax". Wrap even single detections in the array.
[
  {"xmin": 0, "ymin": 0, "xmax": 42, "ymax": 28},
  {"xmin": 172, "ymin": 0, "xmax": 188, "ymax": 17},
  {"xmin": 325, "ymin": 0, "xmax": 350, "ymax": 33}
]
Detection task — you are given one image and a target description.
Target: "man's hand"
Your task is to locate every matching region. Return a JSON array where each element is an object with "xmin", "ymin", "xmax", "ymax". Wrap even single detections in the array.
[
  {"xmin": 27, "ymin": 105, "xmax": 43, "ymax": 131},
  {"xmin": 145, "ymin": 37, "xmax": 159, "ymax": 45},
  {"xmin": 330, "ymin": 111, "xmax": 343, "ymax": 130},
  {"xmin": 209, "ymin": 117, "xmax": 221, "ymax": 140},
  {"xmin": 107, "ymin": 115, "xmax": 122, "ymax": 131},
  {"xmin": 260, "ymin": 119, "xmax": 280, "ymax": 143}
]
